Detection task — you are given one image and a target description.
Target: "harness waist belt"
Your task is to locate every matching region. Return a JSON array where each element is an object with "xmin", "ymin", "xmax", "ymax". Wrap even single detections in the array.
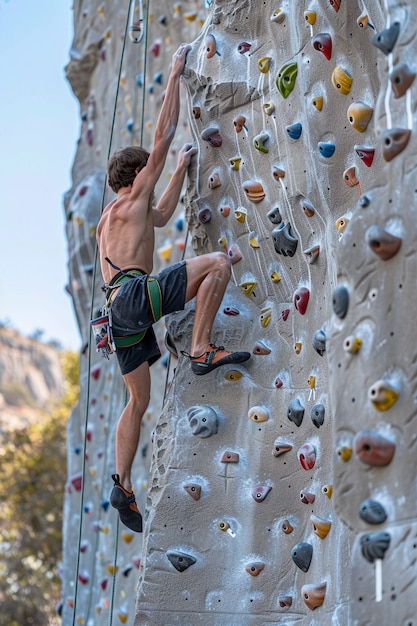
[{"xmin": 106, "ymin": 268, "xmax": 145, "ymax": 300}]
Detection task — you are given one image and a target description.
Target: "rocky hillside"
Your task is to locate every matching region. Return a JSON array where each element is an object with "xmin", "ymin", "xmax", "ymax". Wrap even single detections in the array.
[{"xmin": 0, "ymin": 327, "xmax": 65, "ymax": 434}]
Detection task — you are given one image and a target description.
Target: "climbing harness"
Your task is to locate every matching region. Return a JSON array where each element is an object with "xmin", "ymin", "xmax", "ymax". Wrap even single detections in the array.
[{"xmin": 90, "ymin": 257, "xmax": 163, "ymax": 357}]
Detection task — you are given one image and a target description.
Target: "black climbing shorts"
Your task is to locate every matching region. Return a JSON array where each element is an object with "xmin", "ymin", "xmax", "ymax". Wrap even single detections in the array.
[{"xmin": 111, "ymin": 261, "xmax": 187, "ymax": 375}]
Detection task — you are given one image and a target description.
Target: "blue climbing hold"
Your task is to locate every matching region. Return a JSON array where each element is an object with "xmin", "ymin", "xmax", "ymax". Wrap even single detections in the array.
[{"xmin": 286, "ymin": 123, "xmax": 302, "ymax": 140}]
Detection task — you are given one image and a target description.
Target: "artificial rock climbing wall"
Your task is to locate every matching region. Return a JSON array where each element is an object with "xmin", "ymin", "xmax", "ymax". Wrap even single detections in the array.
[
  {"xmin": 61, "ymin": 0, "xmax": 417, "ymax": 625},
  {"xmin": 62, "ymin": 2, "xmax": 205, "ymax": 624},
  {"xmin": 328, "ymin": 2, "xmax": 417, "ymax": 625},
  {"xmin": 135, "ymin": 1, "xmax": 392, "ymax": 624}
]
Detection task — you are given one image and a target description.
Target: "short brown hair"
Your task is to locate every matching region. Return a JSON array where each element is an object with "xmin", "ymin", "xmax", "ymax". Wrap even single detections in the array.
[{"xmin": 107, "ymin": 146, "xmax": 150, "ymax": 193}]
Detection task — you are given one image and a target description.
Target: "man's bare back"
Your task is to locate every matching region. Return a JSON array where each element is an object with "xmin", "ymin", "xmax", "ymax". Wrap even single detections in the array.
[{"xmin": 97, "ymin": 191, "xmax": 156, "ymax": 284}]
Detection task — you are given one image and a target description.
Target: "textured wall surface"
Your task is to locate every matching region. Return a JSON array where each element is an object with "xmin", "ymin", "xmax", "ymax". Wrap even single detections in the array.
[
  {"xmin": 136, "ymin": 1, "xmax": 387, "ymax": 624},
  {"xmin": 328, "ymin": 2, "xmax": 417, "ymax": 625},
  {"xmin": 61, "ymin": 1, "xmax": 417, "ymax": 625}
]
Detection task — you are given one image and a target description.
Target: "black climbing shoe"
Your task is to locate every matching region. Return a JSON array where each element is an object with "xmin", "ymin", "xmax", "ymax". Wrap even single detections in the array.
[
  {"xmin": 110, "ymin": 474, "xmax": 143, "ymax": 533},
  {"xmin": 182, "ymin": 344, "xmax": 251, "ymax": 376}
]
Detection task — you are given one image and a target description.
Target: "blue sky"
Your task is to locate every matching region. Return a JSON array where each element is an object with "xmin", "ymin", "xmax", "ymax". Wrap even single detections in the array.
[{"xmin": 0, "ymin": 0, "xmax": 81, "ymax": 350}]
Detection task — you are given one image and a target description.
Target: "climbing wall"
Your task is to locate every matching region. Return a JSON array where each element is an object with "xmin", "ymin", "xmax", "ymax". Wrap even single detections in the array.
[
  {"xmin": 61, "ymin": 2, "xmax": 205, "ymax": 624},
  {"xmin": 135, "ymin": 1, "xmax": 389, "ymax": 624},
  {"xmin": 327, "ymin": 2, "xmax": 417, "ymax": 624}
]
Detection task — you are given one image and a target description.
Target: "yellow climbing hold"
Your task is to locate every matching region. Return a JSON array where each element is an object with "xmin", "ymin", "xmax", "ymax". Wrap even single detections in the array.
[
  {"xmin": 332, "ymin": 66, "xmax": 352, "ymax": 95},
  {"xmin": 249, "ymin": 231, "xmax": 260, "ymax": 248},
  {"xmin": 368, "ymin": 380, "xmax": 399, "ymax": 411},
  {"xmin": 218, "ymin": 520, "xmax": 230, "ymax": 532},
  {"xmin": 234, "ymin": 207, "xmax": 247, "ymax": 223},
  {"xmin": 117, "ymin": 612, "xmax": 128, "ymax": 624},
  {"xmin": 343, "ymin": 336, "xmax": 362, "ymax": 354},
  {"xmin": 225, "ymin": 370, "xmax": 243, "ymax": 382},
  {"xmin": 218, "ymin": 235, "xmax": 227, "ymax": 247},
  {"xmin": 107, "ymin": 564, "xmax": 119, "ymax": 575},
  {"xmin": 357, "ymin": 12, "xmax": 369, "ymax": 28},
  {"xmin": 347, "ymin": 101, "xmax": 374, "ymax": 132},
  {"xmin": 308, "ymin": 375, "xmax": 316, "ymax": 389},
  {"xmin": 270, "ymin": 271, "xmax": 281, "ymax": 283},
  {"xmin": 239, "ymin": 281, "xmax": 257, "ymax": 296},
  {"xmin": 337, "ymin": 446, "xmax": 352, "ymax": 462},
  {"xmin": 311, "ymin": 514, "xmax": 331, "ymax": 539},
  {"xmin": 74, "ymin": 216, "xmax": 84, "ymax": 227},
  {"xmin": 184, "ymin": 11, "xmax": 197, "ymax": 21},
  {"xmin": 322, "ymin": 484, "xmax": 333, "ymax": 498},
  {"xmin": 311, "ymin": 96, "xmax": 323, "ymax": 111},
  {"xmin": 122, "ymin": 531, "xmax": 134, "ymax": 543},
  {"xmin": 258, "ymin": 57, "xmax": 272, "ymax": 73},
  {"xmin": 304, "ymin": 11, "xmax": 316, "ymax": 25},
  {"xmin": 157, "ymin": 244, "xmax": 172, "ymax": 262},
  {"xmin": 260, "ymin": 307, "xmax": 272, "ymax": 327},
  {"xmin": 229, "ymin": 156, "xmax": 242, "ymax": 171},
  {"xmin": 294, "ymin": 342, "xmax": 302, "ymax": 354}
]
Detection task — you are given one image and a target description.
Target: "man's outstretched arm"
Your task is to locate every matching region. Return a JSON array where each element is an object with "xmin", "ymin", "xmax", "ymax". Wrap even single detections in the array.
[
  {"xmin": 153, "ymin": 143, "xmax": 197, "ymax": 227},
  {"xmin": 131, "ymin": 43, "xmax": 191, "ymax": 200}
]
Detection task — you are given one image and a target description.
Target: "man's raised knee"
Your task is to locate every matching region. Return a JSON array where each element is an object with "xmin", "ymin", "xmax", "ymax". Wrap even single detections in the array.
[{"xmin": 212, "ymin": 251, "xmax": 231, "ymax": 275}]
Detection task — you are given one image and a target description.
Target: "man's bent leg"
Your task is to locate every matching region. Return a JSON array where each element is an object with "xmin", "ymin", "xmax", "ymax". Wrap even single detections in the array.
[
  {"xmin": 183, "ymin": 252, "xmax": 250, "ymax": 374},
  {"xmin": 184, "ymin": 252, "xmax": 231, "ymax": 355},
  {"xmin": 110, "ymin": 361, "xmax": 150, "ymax": 532}
]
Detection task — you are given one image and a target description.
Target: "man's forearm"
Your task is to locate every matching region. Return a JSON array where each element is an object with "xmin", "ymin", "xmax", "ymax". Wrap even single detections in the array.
[
  {"xmin": 153, "ymin": 73, "xmax": 181, "ymax": 146},
  {"xmin": 153, "ymin": 165, "xmax": 187, "ymax": 226}
]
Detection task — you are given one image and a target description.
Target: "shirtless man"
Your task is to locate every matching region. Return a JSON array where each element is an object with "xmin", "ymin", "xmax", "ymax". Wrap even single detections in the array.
[{"xmin": 96, "ymin": 43, "xmax": 250, "ymax": 533}]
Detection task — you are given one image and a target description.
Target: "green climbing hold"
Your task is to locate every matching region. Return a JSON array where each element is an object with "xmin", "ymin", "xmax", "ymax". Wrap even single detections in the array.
[{"xmin": 276, "ymin": 62, "xmax": 298, "ymax": 98}]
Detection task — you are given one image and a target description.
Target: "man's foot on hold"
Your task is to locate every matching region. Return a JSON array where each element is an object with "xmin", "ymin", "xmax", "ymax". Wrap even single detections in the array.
[
  {"xmin": 110, "ymin": 474, "xmax": 143, "ymax": 533},
  {"xmin": 183, "ymin": 343, "xmax": 250, "ymax": 376}
]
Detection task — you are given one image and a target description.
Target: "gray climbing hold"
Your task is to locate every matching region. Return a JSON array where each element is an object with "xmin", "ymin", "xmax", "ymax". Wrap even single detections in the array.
[
  {"xmin": 187, "ymin": 405, "xmax": 218, "ymax": 438},
  {"xmin": 312, "ymin": 329, "xmax": 326, "ymax": 356},
  {"xmin": 272, "ymin": 222, "xmax": 298, "ymax": 257},
  {"xmin": 287, "ymin": 398, "xmax": 305, "ymax": 427},
  {"xmin": 311, "ymin": 404, "xmax": 325, "ymax": 428},
  {"xmin": 360, "ymin": 532, "xmax": 390, "ymax": 563},
  {"xmin": 267, "ymin": 206, "xmax": 282, "ymax": 224},
  {"xmin": 332, "ymin": 285, "xmax": 349, "ymax": 319},
  {"xmin": 390, "ymin": 62, "xmax": 416, "ymax": 98},
  {"xmin": 372, "ymin": 21, "xmax": 400, "ymax": 55},
  {"xmin": 166, "ymin": 550, "xmax": 196, "ymax": 572},
  {"xmin": 359, "ymin": 499, "xmax": 387, "ymax": 525},
  {"xmin": 201, "ymin": 126, "xmax": 222, "ymax": 147},
  {"xmin": 291, "ymin": 541, "xmax": 313, "ymax": 572}
]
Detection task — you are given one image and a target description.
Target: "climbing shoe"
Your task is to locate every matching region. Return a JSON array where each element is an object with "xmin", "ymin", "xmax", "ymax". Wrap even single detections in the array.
[
  {"xmin": 182, "ymin": 343, "xmax": 250, "ymax": 376},
  {"xmin": 110, "ymin": 474, "xmax": 143, "ymax": 533}
]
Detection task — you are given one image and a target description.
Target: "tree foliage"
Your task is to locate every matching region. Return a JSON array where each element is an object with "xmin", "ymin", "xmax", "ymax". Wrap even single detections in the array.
[{"xmin": 0, "ymin": 351, "xmax": 79, "ymax": 625}]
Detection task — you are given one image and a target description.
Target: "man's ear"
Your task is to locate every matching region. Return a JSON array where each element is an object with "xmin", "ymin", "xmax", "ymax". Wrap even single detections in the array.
[{"xmin": 135, "ymin": 167, "xmax": 140, "ymax": 175}]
